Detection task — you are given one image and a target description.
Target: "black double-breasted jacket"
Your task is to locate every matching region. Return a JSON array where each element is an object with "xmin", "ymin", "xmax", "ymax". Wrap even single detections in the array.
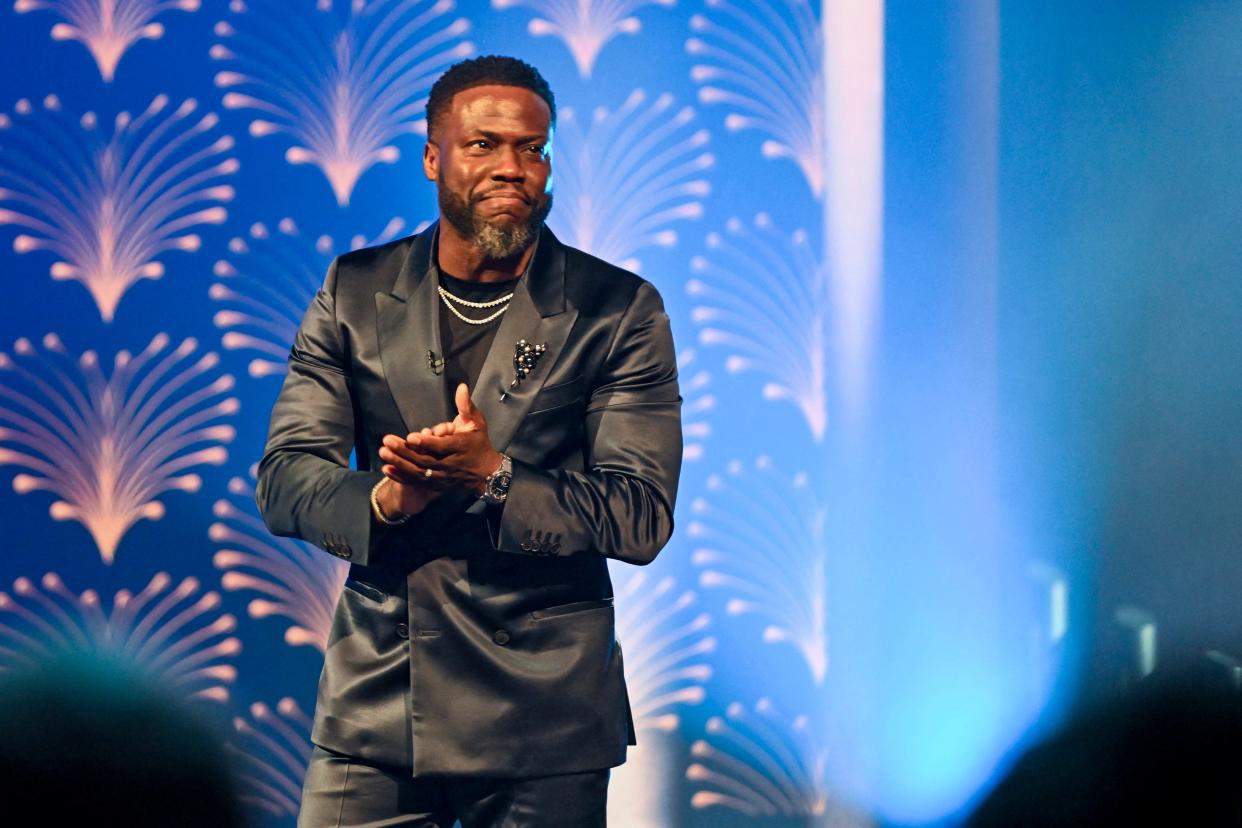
[{"xmin": 255, "ymin": 223, "xmax": 682, "ymax": 776}]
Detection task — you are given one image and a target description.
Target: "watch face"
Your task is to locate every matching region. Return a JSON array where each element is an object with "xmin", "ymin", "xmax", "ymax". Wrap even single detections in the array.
[{"xmin": 489, "ymin": 471, "xmax": 512, "ymax": 497}]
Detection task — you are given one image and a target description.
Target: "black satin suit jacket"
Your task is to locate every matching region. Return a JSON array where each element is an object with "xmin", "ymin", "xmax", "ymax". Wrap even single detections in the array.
[{"xmin": 255, "ymin": 224, "xmax": 682, "ymax": 776}]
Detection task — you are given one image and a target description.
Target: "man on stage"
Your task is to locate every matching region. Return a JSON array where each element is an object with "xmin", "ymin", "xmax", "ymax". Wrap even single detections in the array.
[{"xmin": 256, "ymin": 56, "xmax": 682, "ymax": 826}]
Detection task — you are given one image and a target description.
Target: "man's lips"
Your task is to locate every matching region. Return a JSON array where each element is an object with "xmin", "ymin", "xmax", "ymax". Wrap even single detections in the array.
[{"xmin": 478, "ymin": 191, "xmax": 530, "ymax": 205}]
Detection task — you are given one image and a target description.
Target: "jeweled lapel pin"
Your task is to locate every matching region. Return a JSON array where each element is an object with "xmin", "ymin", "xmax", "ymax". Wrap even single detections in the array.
[{"xmin": 500, "ymin": 339, "xmax": 547, "ymax": 401}]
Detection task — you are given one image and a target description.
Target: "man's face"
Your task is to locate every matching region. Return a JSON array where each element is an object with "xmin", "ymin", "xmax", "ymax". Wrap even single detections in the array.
[{"xmin": 424, "ymin": 84, "xmax": 553, "ymax": 259}]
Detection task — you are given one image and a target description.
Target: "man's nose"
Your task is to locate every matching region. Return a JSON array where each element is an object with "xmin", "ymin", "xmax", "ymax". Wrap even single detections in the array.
[{"xmin": 490, "ymin": 146, "xmax": 525, "ymax": 180}]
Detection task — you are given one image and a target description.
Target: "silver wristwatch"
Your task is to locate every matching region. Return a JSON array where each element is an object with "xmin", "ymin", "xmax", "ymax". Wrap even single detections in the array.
[{"xmin": 482, "ymin": 454, "xmax": 513, "ymax": 505}]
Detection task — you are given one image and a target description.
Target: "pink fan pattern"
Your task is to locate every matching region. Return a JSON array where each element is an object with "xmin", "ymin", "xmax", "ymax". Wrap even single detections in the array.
[
  {"xmin": 0, "ymin": 570, "xmax": 241, "ymax": 702},
  {"xmin": 686, "ymin": 0, "xmax": 823, "ymax": 195},
  {"xmin": 0, "ymin": 94, "xmax": 236, "ymax": 322},
  {"xmin": 689, "ymin": 455, "xmax": 828, "ymax": 683},
  {"xmin": 210, "ymin": 216, "xmax": 412, "ymax": 379},
  {"xmin": 0, "ymin": 333, "xmax": 238, "ymax": 564},
  {"xmin": 212, "ymin": 0, "xmax": 473, "ymax": 206},
  {"xmin": 490, "ymin": 0, "xmax": 675, "ymax": 78},
  {"xmin": 211, "ymin": 469, "xmax": 346, "ymax": 652},
  {"xmin": 612, "ymin": 568, "xmax": 713, "ymax": 732},
  {"xmin": 688, "ymin": 214, "xmax": 829, "ymax": 441},
  {"xmin": 550, "ymin": 89, "xmax": 712, "ymax": 274},
  {"xmin": 229, "ymin": 696, "xmax": 315, "ymax": 820},
  {"xmin": 13, "ymin": 0, "xmax": 202, "ymax": 82},
  {"xmin": 687, "ymin": 696, "xmax": 827, "ymax": 815}
]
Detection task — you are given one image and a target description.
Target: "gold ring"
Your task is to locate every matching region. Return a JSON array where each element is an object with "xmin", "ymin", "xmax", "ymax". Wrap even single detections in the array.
[{"xmin": 424, "ymin": 468, "xmax": 434, "ymax": 478}]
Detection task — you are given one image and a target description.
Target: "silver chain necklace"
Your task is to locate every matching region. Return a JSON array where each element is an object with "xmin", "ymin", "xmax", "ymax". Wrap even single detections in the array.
[{"xmin": 438, "ymin": 285, "xmax": 514, "ymax": 325}]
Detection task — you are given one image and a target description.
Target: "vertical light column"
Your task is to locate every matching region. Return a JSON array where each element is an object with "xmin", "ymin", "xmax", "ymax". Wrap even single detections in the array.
[{"xmin": 822, "ymin": 0, "xmax": 884, "ymax": 432}]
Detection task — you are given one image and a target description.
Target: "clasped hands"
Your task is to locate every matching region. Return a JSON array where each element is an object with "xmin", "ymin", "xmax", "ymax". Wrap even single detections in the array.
[{"xmin": 374, "ymin": 383, "xmax": 504, "ymax": 519}]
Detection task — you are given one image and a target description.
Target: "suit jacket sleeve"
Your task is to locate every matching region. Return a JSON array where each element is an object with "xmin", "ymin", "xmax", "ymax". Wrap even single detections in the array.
[
  {"xmin": 254, "ymin": 257, "xmax": 396, "ymax": 566},
  {"xmin": 493, "ymin": 280, "xmax": 682, "ymax": 566}
]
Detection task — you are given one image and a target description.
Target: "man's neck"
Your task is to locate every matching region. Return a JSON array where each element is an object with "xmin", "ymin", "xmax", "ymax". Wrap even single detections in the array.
[{"xmin": 436, "ymin": 221, "xmax": 536, "ymax": 283}]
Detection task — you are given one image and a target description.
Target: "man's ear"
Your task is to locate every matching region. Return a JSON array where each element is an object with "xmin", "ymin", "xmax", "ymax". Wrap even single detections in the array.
[{"xmin": 423, "ymin": 142, "xmax": 439, "ymax": 182}]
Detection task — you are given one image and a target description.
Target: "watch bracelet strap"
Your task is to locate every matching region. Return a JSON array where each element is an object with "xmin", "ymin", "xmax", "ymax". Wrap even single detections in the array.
[{"xmin": 483, "ymin": 455, "xmax": 513, "ymax": 505}]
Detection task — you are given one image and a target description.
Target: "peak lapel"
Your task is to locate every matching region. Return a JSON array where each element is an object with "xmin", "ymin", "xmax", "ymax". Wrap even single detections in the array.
[
  {"xmin": 375, "ymin": 228, "xmax": 451, "ymax": 434},
  {"xmin": 473, "ymin": 230, "xmax": 578, "ymax": 453}
]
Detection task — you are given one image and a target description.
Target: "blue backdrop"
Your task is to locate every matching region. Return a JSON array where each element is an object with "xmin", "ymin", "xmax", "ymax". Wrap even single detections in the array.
[{"xmin": 3, "ymin": 1, "xmax": 1240, "ymax": 826}]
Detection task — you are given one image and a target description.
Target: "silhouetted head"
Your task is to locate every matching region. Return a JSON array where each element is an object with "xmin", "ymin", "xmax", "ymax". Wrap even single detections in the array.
[
  {"xmin": 0, "ymin": 654, "xmax": 246, "ymax": 827},
  {"xmin": 969, "ymin": 665, "xmax": 1242, "ymax": 826}
]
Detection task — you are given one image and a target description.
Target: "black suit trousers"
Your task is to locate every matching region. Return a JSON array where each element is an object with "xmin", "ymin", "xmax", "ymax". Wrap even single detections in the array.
[{"xmin": 298, "ymin": 748, "xmax": 609, "ymax": 828}]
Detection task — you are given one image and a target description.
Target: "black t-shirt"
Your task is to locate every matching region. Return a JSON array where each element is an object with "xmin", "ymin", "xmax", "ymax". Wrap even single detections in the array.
[{"xmin": 437, "ymin": 270, "xmax": 519, "ymax": 412}]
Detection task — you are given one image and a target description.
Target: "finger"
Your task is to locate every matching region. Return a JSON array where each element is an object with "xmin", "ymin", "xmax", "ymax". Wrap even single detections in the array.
[
  {"xmin": 380, "ymin": 442, "xmax": 438, "ymax": 481},
  {"xmin": 394, "ymin": 439, "xmax": 455, "ymax": 469},
  {"xmin": 455, "ymin": 383, "xmax": 480, "ymax": 422},
  {"xmin": 401, "ymin": 431, "xmax": 445, "ymax": 456},
  {"xmin": 379, "ymin": 446, "xmax": 420, "ymax": 477},
  {"xmin": 381, "ymin": 436, "xmax": 413, "ymax": 462},
  {"xmin": 381, "ymin": 460, "xmax": 425, "ymax": 485},
  {"xmin": 407, "ymin": 423, "xmax": 453, "ymax": 443},
  {"xmin": 386, "ymin": 437, "xmax": 443, "ymax": 464},
  {"xmin": 412, "ymin": 432, "xmax": 468, "ymax": 458},
  {"xmin": 386, "ymin": 435, "xmax": 423, "ymax": 455},
  {"xmin": 382, "ymin": 463, "xmax": 434, "ymax": 485}
]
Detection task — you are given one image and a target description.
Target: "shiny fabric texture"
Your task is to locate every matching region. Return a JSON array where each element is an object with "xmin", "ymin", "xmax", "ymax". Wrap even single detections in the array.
[
  {"xmin": 256, "ymin": 224, "xmax": 682, "ymax": 776},
  {"xmin": 298, "ymin": 748, "xmax": 608, "ymax": 827}
]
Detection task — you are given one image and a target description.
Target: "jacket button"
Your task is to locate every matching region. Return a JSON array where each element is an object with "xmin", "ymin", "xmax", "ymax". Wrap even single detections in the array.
[
  {"xmin": 396, "ymin": 623, "xmax": 409, "ymax": 639},
  {"xmin": 492, "ymin": 630, "xmax": 510, "ymax": 645}
]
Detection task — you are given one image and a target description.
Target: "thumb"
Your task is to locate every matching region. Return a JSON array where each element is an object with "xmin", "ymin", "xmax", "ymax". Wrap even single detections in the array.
[{"xmin": 455, "ymin": 383, "xmax": 480, "ymax": 421}]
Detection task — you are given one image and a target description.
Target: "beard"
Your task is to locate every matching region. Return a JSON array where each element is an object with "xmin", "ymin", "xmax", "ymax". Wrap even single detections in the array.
[{"xmin": 438, "ymin": 185, "xmax": 553, "ymax": 260}]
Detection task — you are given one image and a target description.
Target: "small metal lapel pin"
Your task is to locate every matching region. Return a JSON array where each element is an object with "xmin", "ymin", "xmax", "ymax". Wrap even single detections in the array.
[{"xmin": 501, "ymin": 339, "xmax": 547, "ymax": 401}]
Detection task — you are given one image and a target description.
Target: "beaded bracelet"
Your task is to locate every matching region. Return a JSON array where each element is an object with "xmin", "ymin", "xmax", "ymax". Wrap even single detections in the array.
[{"xmin": 370, "ymin": 478, "xmax": 411, "ymax": 525}]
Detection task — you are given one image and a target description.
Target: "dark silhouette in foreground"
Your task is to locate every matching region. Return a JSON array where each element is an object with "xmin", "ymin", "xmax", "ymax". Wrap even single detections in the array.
[
  {"xmin": 0, "ymin": 655, "xmax": 245, "ymax": 827},
  {"xmin": 969, "ymin": 662, "xmax": 1242, "ymax": 826}
]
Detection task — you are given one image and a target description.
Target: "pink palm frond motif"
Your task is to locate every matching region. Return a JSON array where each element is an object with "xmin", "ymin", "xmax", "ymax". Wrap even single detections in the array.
[
  {"xmin": 14, "ymin": 0, "xmax": 201, "ymax": 83},
  {"xmin": 677, "ymin": 347, "xmax": 713, "ymax": 462},
  {"xmin": 605, "ymin": 567, "xmax": 713, "ymax": 825},
  {"xmin": 689, "ymin": 456, "xmax": 828, "ymax": 683},
  {"xmin": 229, "ymin": 696, "xmax": 314, "ymax": 819},
  {"xmin": 211, "ymin": 469, "xmax": 346, "ymax": 652},
  {"xmin": 490, "ymin": 0, "xmax": 674, "ymax": 78},
  {"xmin": 688, "ymin": 214, "xmax": 829, "ymax": 440},
  {"xmin": 0, "ymin": 571, "xmax": 241, "ymax": 702},
  {"xmin": 686, "ymin": 0, "xmax": 824, "ymax": 196},
  {"xmin": 689, "ymin": 0, "xmax": 885, "ymax": 427},
  {"xmin": 687, "ymin": 697, "xmax": 827, "ymax": 816},
  {"xmin": 0, "ymin": 333, "xmax": 238, "ymax": 563},
  {"xmin": 210, "ymin": 216, "xmax": 412, "ymax": 379},
  {"xmin": 212, "ymin": 0, "xmax": 473, "ymax": 206},
  {"xmin": 549, "ymin": 89, "xmax": 712, "ymax": 274},
  {"xmin": 0, "ymin": 94, "xmax": 236, "ymax": 322},
  {"xmin": 611, "ymin": 568, "xmax": 713, "ymax": 732}
]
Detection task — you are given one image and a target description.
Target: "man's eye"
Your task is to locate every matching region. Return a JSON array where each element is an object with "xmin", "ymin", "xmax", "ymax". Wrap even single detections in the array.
[
  {"xmin": 526, "ymin": 145, "xmax": 547, "ymax": 156},
  {"xmin": 470, "ymin": 140, "xmax": 490, "ymax": 149}
]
